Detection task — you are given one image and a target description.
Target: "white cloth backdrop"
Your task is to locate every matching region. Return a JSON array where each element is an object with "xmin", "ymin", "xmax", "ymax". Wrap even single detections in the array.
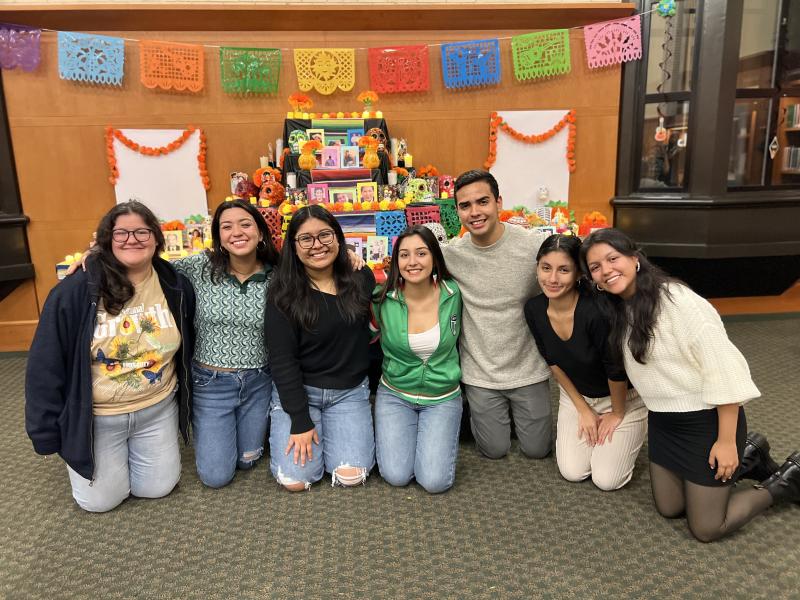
[
  {"xmin": 489, "ymin": 110, "xmax": 571, "ymax": 212},
  {"xmin": 113, "ymin": 129, "xmax": 208, "ymax": 222}
]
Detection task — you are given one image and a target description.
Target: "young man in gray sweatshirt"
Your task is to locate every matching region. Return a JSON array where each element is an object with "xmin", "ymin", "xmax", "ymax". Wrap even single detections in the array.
[{"xmin": 442, "ymin": 170, "xmax": 551, "ymax": 459}]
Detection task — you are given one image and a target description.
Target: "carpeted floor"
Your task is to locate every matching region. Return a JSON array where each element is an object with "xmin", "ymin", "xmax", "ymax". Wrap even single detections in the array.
[{"xmin": 2, "ymin": 315, "xmax": 799, "ymax": 599}]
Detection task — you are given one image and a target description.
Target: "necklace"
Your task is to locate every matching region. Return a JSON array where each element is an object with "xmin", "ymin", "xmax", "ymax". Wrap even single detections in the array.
[{"xmin": 229, "ymin": 262, "xmax": 262, "ymax": 279}]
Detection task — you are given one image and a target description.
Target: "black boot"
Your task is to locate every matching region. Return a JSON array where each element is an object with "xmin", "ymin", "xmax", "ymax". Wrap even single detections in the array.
[
  {"xmin": 737, "ymin": 432, "xmax": 780, "ymax": 482},
  {"xmin": 757, "ymin": 451, "xmax": 800, "ymax": 504}
]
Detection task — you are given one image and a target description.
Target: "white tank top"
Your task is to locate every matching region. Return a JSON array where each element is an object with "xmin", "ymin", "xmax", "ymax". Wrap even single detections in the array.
[{"xmin": 408, "ymin": 323, "xmax": 440, "ymax": 361}]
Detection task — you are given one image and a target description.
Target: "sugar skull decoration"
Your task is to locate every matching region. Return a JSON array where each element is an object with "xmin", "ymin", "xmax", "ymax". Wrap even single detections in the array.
[
  {"xmin": 288, "ymin": 130, "xmax": 309, "ymax": 154},
  {"xmin": 438, "ymin": 175, "xmax": 454, "ymax": 197},
  {"xmin": 366, "ymin": 127, "xmax": 388, "ymax": 153},
  {"xmin": 422, "ymin": 222, "xmax": 449, "ymax": 247},
  {"xmin": 259, "ymin": 179, "xmax": 286, "ymax": 208},
  {"xmin": 406, "ymin": 178, "xmax": 432, "ymax": 203}
]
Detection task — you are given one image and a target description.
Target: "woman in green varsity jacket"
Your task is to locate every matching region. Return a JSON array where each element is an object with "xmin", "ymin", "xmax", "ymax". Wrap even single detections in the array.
[{"xmin": 371, "ymin": 225, "xmax": 463, "ymax": 493}]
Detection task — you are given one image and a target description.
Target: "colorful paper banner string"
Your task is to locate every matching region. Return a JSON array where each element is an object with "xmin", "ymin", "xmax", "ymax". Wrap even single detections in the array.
[
  {"xmin": 368, "ymin": 45, "xmax": 430, "ymax": 93},
  {"xmin": 511, "ymin": 30, "xmax": 571, "ymax": 81},
  {"xmin": 58, "ymin": 32, "xmax": 124, "ymax": 85},
  {"xmin": 441, "ymin": 39, "xmax": 501, "ymax": 89},
  {"xmin": 294, "ymin": 48, "xmax": 355, "ymax": 95},
  {"xmin": 140, "ymin": 40, "xmax": 204, "ymax": 92},
  {"xmin": 219, "ymin": 47, "xmax": 281, "ymax": 94},
  {"xmin": 584, "ymin": 15, "xmax": 642, "ymax": 69},
  {"xmin": 0, "ymin": 24, "xmax": 41, "ymax": 71}
]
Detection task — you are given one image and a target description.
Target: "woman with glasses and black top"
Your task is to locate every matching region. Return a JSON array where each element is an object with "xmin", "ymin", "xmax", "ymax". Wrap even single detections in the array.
[
  {"xmin": 26, "ymin": 201, "xmax": 195, "ymax": 512},
  {"xmin": 266, "ymin": 205, "xmax": 376, "ymax": 490}
]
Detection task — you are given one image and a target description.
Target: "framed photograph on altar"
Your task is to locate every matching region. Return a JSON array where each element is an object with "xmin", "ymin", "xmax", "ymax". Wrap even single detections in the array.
[
  {"xmin": 357, "ymin": 182, "xmax": 378, "ymax": 204},
  {"xmin": 341, "ymin": 146, "xmax": 359, "ymax": 168},
  {"xmin": 306, "ymin": 128, "xmax": 325, "ymax": 146},
  {"xmin": 326, "ymin": 132, "xmax": 347, "ymax": 147},
  {"xmin": 164, "ymin": 230, "xmax": 184, "ymax": 257},
  {"xmin": 367, "ymin": 235, "xmax": 389, "ymax": 263},
  {"xmin": 329, "ymin": 187, "xmax": 356, "ymax": 204},
  {"xmin": 321, "ymin": 147, "xmax": 340, "ymax": 169},
  {"xmin": 344, "ymin": 235, "xmax": 365, "ymax": 261},
  {"xmin": 306, "ymin": 183, "xmax": 329, "ymax": 205},
  {"xmin": 229, "ymin": 171, "xmax": 248, "ymax": 194},
  {"xmin": 347, "ymin": 128, "xmax": 365, "ymax": 146},
  {"xmin": 185, "ymin": 224, "xmax": 206, "ymax": 252}
]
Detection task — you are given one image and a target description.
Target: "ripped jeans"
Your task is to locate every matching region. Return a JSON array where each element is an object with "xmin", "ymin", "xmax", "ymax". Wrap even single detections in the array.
[
  {"xmin": 268, "ymin": 377, "xmax": 375, "ymax": 489},
  {"xmin": 192, "ymin": 363, "xmax": 272, "ymax": 488}
]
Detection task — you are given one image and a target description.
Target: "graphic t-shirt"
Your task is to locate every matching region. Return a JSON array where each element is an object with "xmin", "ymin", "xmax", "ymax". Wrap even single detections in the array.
[{"xmin": 91, "ymin": 267, "xmax": 181, "ymax": 415}]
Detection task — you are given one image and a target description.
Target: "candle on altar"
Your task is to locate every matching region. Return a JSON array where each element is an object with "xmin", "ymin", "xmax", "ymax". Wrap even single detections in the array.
[{"xmin": 403, "ymin": 153, "xmax": 413, "ymax": 168}]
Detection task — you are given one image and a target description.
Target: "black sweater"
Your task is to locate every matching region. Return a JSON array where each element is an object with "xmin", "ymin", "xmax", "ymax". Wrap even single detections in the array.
[
  {"xmin": 266, "ymin": 268, "xmax": 375, "ymax": 434},
  {"xmin": 524, "ymin": 292, "xmax": 627, "ymax": 399}
]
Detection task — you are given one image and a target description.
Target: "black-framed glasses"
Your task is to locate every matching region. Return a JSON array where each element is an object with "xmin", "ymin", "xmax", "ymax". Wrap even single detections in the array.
[
  {"xmin": 112, "ymin": 228, "xmax": 153, "ymax": 243},
  {"xmin": 294, "ymin": 229, "xmax": 336, "ymax": 249}
]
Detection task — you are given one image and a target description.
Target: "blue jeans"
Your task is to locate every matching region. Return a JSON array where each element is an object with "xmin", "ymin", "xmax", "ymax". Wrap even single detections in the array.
[
  {"xmin": 67, "ymin": 393, "xmax": 181, "ymax": 512},
  {"xmin": 269, "ymin": 377, "xmax": 375, "ymax": 488},
  {"xmin": 192, "ymin": 363, "xmax": 272, "ymax": 488},
  {"xmin": 374, "ymin": 385, "xmax": 463, "ymax": 494}
]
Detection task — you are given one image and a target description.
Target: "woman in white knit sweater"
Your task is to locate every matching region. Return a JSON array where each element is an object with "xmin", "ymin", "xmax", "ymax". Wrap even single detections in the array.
[{"xmin": 581, "ymin": 228, "xmax": 799, "ymax": 542}]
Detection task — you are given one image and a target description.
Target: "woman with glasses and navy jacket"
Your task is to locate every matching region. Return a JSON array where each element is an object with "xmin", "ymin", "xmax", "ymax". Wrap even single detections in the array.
[
  {"xmin": 266, "ymin": 205, "xmax": 376, "ymax": 491},
  {"xmin": 25, "ymin": 201, "xmax": 195, "ymax": 512}
]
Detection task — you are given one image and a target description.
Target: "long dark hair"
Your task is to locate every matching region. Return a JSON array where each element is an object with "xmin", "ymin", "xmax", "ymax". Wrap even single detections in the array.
[
  {"xmin": 536, "ymin": 233, "xmax": 589, "ymax": 296},
  {"xmin": 269, "ymin": 204, "xmax": 369, "ymax": 330},
  {"xmin": 92, "ymin": 200, "xmax": 165, "ymax": 316},
  {"xmin": 206, "ymin": 199, "xmax": 279, "ymax": 283},
  {"xmin": 376, "ymin": 225, "xmax": 453, "ymax": 306},
  {"xmin": 580, "ymin": 228, "xmax": 674, "ymax": 364}
]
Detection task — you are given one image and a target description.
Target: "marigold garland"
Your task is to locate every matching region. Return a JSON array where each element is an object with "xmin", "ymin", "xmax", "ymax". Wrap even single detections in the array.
[
  {"xmin": 484, "ymin": 110, "xmax": 576, "ymax": 173},
  {"xmin": 105, "ymin": 125, "xmax": 211, "ymax": 190}
]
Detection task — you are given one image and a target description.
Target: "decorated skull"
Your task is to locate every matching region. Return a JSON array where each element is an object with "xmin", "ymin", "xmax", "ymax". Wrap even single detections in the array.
[
  {"xmin": 366, "ymin": 127, "xmax": 388, "ymax": 152},
  {"xmin": 422, "ymin": 222, "xmax": 449, "ymax": 247},
  {"xmin": 259, "ymin": 180, "xmax": 286, "ymax": 207},
  {"xmin": 288, "ymin": 130, "xmax": 308, "ymax": 154},
  {"xmin": 406, "ymin": 178, "xmax": 431, "ymax": 203},
  {"xmin": 438, "ymin": 175, "xmax": 454, "ymax": 196}
]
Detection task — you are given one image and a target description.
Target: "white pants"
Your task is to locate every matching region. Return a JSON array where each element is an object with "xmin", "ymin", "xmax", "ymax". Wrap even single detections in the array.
[{"xmin": 556, "ymin": 386, "xmax": 647, "ymax": 491}]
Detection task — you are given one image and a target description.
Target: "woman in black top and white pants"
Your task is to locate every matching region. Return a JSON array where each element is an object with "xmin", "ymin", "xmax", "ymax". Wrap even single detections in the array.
[{"xmin": 524, "ymin": 234, "xmax": 646, "ymax": 490}]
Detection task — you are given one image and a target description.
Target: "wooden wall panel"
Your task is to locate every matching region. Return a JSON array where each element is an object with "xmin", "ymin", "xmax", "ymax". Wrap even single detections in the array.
[
  {"xmin": 2, "ymin": 26, "xmax": 622, "ymax": 314},
  {"xmin": 0, "ymin": 280, "xmax": 39, "ymax": 351}
]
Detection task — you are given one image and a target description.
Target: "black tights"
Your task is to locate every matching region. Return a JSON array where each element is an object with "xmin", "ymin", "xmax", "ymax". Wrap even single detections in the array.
[{"xmin": 649, "ymin": 463, "xmax": 773, "ymax": 542}]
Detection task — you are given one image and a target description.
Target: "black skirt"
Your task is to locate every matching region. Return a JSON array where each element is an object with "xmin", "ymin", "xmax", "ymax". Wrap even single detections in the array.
[{"xmin": 648, "ymin": 406, "xmax": 747, "ymax": 487}]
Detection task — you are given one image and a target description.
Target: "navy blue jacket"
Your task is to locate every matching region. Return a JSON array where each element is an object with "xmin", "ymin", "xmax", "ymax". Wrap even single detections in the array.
[{"xmin": 25, "ymin": 257, "xmax": 195, "ymax": 480}]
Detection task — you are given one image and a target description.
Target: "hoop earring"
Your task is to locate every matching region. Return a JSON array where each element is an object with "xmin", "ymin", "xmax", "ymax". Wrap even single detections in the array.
[
  {"xmin": 257, "ymin": 239, "xmax": 267, "ymax": 250},
  {"xmin": 636, "ymin": 261, "xmax": 641, "ymax": 272},
  {"xmin": 432, "ymin": 271, "xmax": 438, "ymax": 287},
  {"xmin": 596, "ymin": 283, "xmax": 604, "ymax": 292},
  {"xmin": 398, "ymin": 275, "xmax": 405, "ymax": 289}
]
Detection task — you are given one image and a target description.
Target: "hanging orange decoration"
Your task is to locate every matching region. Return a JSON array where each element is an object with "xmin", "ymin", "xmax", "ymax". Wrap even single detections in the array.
[
  {"xmin": 105, "ymin": 126, "xmax": 211, "ymax": 190},
  {"xmin": 484, "ymin": 110, "xmax": 576, "ymax": 173}
]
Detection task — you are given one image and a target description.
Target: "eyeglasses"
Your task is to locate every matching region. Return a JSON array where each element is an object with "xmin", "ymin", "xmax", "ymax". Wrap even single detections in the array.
[
  {"xmin": 112, "ymin": 228, "xmax": 153, "ymax": 243},
  {"xmin": 294, "ymin": 229, "xmax": 336, "ymax": 249}
]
